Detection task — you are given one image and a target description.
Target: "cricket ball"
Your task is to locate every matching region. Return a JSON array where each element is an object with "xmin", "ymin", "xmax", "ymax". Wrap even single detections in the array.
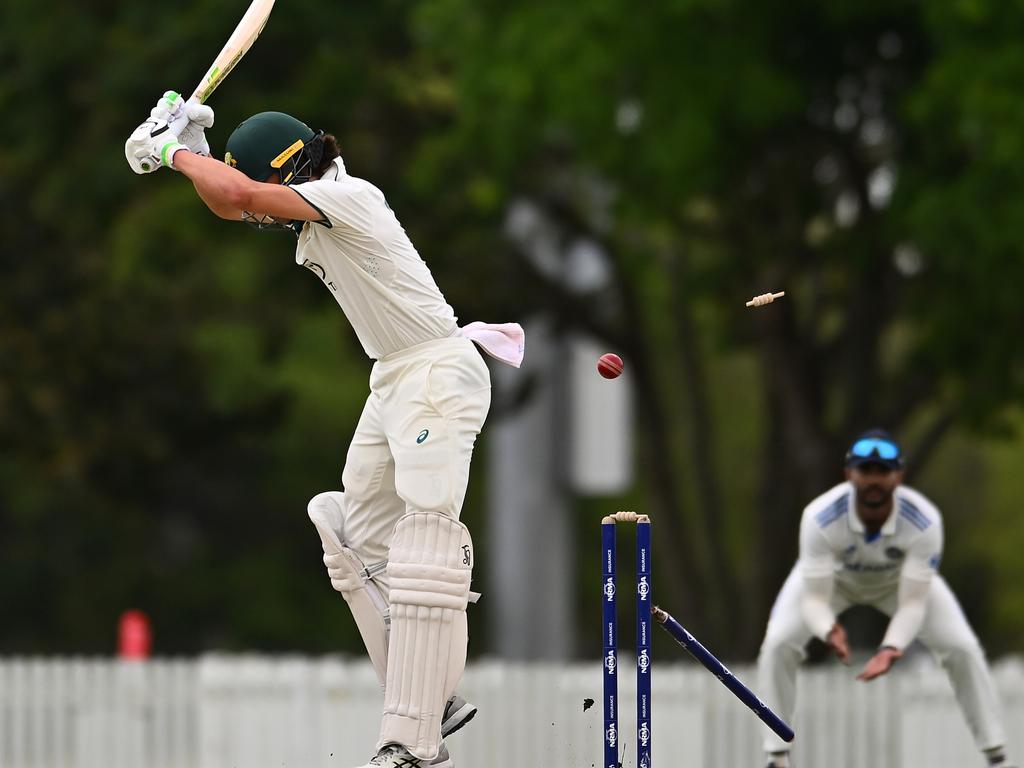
[{"xmin": 597, "ymin": 353, "xmax": 624, "ymax": 379}]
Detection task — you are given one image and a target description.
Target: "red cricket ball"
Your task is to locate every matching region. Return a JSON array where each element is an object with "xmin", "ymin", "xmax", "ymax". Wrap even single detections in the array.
[{"xmin": 597, "ymin": 353, "xmax": 624, "ymax": 379}]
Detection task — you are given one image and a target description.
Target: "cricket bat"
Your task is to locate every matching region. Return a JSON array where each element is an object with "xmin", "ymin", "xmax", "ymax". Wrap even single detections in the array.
[{"xmin": 191, "ymin": 0, "xmax": 276, "ymax": 104}]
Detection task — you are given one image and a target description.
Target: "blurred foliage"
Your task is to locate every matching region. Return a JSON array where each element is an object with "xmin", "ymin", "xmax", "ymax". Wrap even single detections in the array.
[
  {"xmin": 1, "ymin": 0, "xmax": 1024, "ymax": 657},
  {"xmin": 406, "ymin": 0, "xmax": 1024, "ymax": 654}
]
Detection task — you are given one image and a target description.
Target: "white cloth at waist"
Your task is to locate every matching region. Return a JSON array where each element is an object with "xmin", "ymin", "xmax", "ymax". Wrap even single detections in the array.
[{"xmin": 457, "ymin": 321, "xmax": 525, "ymax": 368}]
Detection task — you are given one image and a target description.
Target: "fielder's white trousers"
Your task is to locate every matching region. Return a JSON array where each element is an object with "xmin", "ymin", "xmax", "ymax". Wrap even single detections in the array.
[
  {"xmin": 756, "ymin": 566, "xmax": 1007, "ymax": 755},
  {"xmin": 340, "ymin": 335, "xmax": 491, "ymax": 599}
]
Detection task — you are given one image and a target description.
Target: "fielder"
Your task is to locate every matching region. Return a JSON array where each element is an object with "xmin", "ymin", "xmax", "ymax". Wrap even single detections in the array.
[
  {"xmin": 757, "ymin": 429, "xmax": 1015, "ymax": 768},
  {"xmin": 125, "ymin": 94, "xmax": 525, "ymax": 768}
]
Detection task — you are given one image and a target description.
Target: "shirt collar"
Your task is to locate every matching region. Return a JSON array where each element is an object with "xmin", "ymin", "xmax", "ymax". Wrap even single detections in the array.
[
  {"xmin": 847, "ymin": 485, "xmax": 899, "ymax": 536},
  {"xmin": 321, "ymin": 156, "xmax": 346, "ymax": 181}
]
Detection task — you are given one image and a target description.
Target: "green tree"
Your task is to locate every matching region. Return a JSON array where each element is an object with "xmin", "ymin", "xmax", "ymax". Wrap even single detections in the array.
[
  {"xmin": 408, "ymin": 0, "xmax": 1024, "ymax": 654},
  {"xmin": 2, "ymin": 0, "xmax": 1024, "ymax": 659},
  {"xmin": 0, "ymin": 0, "xmax": 436, "ymax": 653}
]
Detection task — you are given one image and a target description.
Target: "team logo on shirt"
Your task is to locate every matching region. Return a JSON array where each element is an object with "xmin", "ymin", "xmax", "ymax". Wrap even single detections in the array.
[
  {"xmin": 416, "ymin": 429, "xmax": 429, "ymax": 444},
  {"xmin": 885, "ymin": 546, "xmax": 905, "ymax": 560}
]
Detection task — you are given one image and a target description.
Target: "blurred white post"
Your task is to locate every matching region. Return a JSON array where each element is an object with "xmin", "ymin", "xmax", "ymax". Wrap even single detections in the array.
[
  {"xmin": 487, "ymin": 200, "xmax": 636, "ymax": 659},
  {"xmin": 486, "ymin": 317, "xmax": 576, "ymax": 659},
  {"xmin": 567, "ymin": 334, "xmax": 634, "ymax": 494}
]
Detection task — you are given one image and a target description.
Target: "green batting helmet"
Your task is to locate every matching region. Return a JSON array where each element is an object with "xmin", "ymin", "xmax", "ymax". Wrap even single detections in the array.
[{"xmin": 224, "ymin": 111, "xmax": 324, "ymax": 184}]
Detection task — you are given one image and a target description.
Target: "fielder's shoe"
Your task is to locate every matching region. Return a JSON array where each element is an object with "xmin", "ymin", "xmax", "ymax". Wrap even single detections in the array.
[
  {"xmin": 441, "ymin": 694, "xmax": 477, "ymax": 738},
  {"xmin": 986, "ymin": 747, "xmax": 1018, "ymax": 768},
  {"xmin": 358, "ymin": 743, "xmax": 453, "ymax": 768}
]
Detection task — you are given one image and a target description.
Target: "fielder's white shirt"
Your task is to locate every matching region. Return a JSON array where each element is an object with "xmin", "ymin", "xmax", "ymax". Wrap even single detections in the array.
[
  {"xmin": 799, "ymin": 481, "xmax": 943, "ymax": 605},
  {"xmin": 291, "ymin": 159, "xmax": 458, "ymax": 359}
]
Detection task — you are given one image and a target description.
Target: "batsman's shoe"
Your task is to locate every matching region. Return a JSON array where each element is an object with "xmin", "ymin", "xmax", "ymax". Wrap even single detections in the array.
[
  {"xmin": 358, "ymin": 742, "xmax": 452, "ymax": 768},
  {"xmin": 441, "ymin": 694, "xmax": 477, "ymax": 738},
  {"xmin": 428, "ymin": 742, "xmax": 453, "ymax": 768}
]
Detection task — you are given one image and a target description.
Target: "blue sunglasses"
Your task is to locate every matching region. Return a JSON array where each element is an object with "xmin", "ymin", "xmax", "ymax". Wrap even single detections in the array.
[{"xmin": 850, "ymin": 438, "xmax": 900, "ymax": 460}]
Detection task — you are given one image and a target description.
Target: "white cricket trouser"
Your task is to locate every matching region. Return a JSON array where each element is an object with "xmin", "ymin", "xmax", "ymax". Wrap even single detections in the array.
[
  {"xmin": 339, "ymin": 336, "xmax": 489, "ymax": 759},
  {"xmin": 340, "ymin": 335, "xmax": 491, "ymax": 597},
  {"xmin": 756, "ymin": 566, "xmax": 1007, "ymax": 755}
]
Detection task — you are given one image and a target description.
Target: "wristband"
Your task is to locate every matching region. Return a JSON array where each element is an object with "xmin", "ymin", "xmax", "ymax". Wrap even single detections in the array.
[{"xmin": 160, "ymin": 140, "xmax": 188, "ymax": 169}]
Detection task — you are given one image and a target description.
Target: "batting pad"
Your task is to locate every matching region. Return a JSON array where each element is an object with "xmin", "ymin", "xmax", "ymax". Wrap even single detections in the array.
[
  {"xmin": 378, "ymin": 512, "xmax": 473, "ymax": 760},
  {"xmin": 307, "ymin": 492, "xmax": 390, "ymax": 689}
]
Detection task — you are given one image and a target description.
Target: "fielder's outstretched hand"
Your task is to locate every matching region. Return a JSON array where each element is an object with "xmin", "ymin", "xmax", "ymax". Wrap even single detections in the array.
[
  {"xmin": 825, "ymin": 622, "xmax": 851, "ymax": 664},
  {"xmin": 124, "ymin": 115, "xmax": 187, "ymax": 174},
  {"xmin": 857, "ymin": 646, "xmax": 902, "ymax": 681}
]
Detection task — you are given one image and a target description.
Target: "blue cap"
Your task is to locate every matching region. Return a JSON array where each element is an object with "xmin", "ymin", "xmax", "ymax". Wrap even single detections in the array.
[{"xmin": 845, "ymin": 428, "xmax": 904, "ymax": 470}]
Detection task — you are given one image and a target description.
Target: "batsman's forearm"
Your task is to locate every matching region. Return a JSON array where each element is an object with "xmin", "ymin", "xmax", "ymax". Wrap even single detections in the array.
[{"xmin": 173, "ymin": 151, "xmax": 249, "ymax": 220}]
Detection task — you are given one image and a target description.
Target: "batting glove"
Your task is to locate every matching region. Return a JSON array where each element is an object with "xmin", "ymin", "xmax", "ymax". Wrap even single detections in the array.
[
  {"xmin": 154, "ymin": 90, "xmax": 216, "ymax": 158},
  {"xmin": 149, "ymin": 89, "xmax": 184, "ymax": 121},
  {"xmin": 124, "ymin": 116, "xmax": 187, "ymax": 174},
  {"xmin": 177, "ymin": 100, "xmax": 215, "ymax": 157}
]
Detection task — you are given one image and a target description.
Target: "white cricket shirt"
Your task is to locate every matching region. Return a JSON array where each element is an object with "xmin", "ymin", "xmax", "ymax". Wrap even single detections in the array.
[
  {"xmin": 291, "ymin": 159, "xmax": 458, "ymax": 359},
  {"xmin": 798, "ymin": 481, "xmax": 944, "ymax": 603}
]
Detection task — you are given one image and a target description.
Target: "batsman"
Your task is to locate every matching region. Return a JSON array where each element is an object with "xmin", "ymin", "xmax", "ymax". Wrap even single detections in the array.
[{"xmin": 125, "ymin": 94, "xmax": 524, "ymax": 768}]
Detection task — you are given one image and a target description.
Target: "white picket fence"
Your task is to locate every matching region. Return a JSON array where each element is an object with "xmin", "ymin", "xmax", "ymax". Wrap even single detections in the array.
[{"xmin": 1, "ymin": 655, "xmax": 1022, "ymax": 768}]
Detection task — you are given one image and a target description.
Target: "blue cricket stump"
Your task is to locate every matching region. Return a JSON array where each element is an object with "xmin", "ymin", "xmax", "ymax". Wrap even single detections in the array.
[
  {"xmin": 652, "ymin": 604, "xmax": 795, "ymax": 743},
  {"xmin": 602, "ymin": 511, "xmax": 653, "ymax": 768}
]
